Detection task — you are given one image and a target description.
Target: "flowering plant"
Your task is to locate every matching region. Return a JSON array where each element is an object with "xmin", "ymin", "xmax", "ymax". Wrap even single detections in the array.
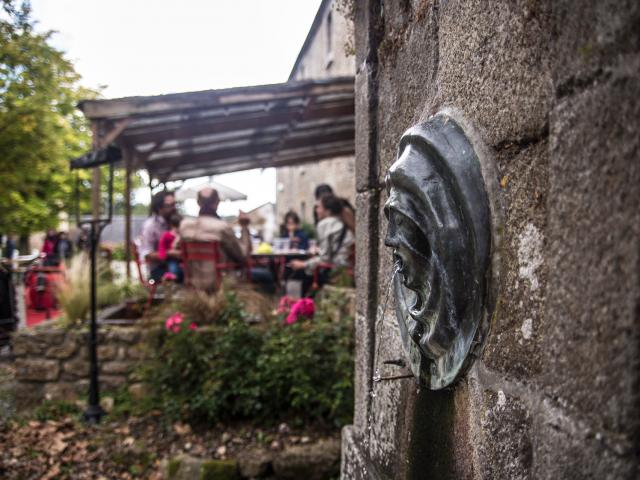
[
  {"xmin": 285, "ymin": 297, "xmax": 315, "ymax": 325},
  {"xmin": 165, "ymin": 312, "xmax": 197, "ymax": 333}
]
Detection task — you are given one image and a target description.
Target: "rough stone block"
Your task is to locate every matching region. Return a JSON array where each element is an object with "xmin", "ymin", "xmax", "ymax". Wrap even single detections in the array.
[
  {"xmin": 15, "ymin": 358, "xmax": 60, "ymax": 382},
  {"xmin": 96, "ymin": 344, "xmax": 118, "ymax": 361},
  {"xmin": 341, "ymin": 426, "xmax": 371, "ymax": 480},
  {"xmin": 45, "ymin": 338, "xmax": 78, "ymax": 359},
  {"xmin": 43, "ymin": 382, "xmax": 78, "ymax": 402},
  {"xmin": 533, "ymin": 404, "xmax": 636, "ymax": 479},
  {"xmin": 101, "ymin": 375, "xmax": 127, "ymax": 390},
  {"xmin": 237, "ymin": 448, "xmax": 272, "ymax": 479},
  {"xmin": 542, "ymin": 74, "xmax": 640, "ymax": 437},
  {"xmin": 12, "ymin": 382, "xmax": 44, "ymax": 410},
  {"xmin": 11, "ymin": 331, "xmax": 48, "ymax": 356},
  {"xmin": 435, "ymin": 0, "xmax": 552, "ymax": 146},
  {"xmin": 101, "ymin": 361, "xmax": 131, "ymax": 375},
  {"xmin": 476, "ymin": 389, "xmax": 532, "ymax": 479},
  {"xmin": 355, "ymin": 62, "xmax": 379, "ymax": 192},
  {"xmin": 62, "ymin": 357, "xmax": 89, "ymax": 379},
  {"xmin": 272, "ymin": 439, "xmax": 341, "ymax": 480},
  {"xmin": 355, "ymin": 189, "xmax": 380, "ymax": 319},
  {"xmin": 482, "ymin": 141, "xmax": 549, "ymax": 380},
  {"xmin": 552, "ymin": 0, "xmax": 640, "ymax": 94},
  {"xmin": 106, "ymin": 327, "xmax": 140, "ymax": 344},
  {"xmin": 126, "ymin": 346, "xmax": 146, "ymax": 360},
  {"xmin": 30, "ymin": 326, "xmax": 65, "ymax": 345}
]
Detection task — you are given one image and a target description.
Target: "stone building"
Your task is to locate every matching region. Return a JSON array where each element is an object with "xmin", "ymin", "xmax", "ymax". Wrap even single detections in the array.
[
  {"xmin": 275, "ymin": 0, "xmax": 356, "ymax": 224},
  {"xmin": 342, "ymin": 1, "xmax": 639, "ymax": 479}
]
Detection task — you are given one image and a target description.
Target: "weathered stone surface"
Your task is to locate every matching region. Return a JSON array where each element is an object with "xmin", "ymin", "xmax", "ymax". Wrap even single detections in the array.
[
  {"xmin": 126, "ymin": 346, "xmax": 146, "ymax": 360},
  {"xmin": 165, "ymin": 455, "xmax": 239, "ymax": 480},
  {"xmin": 532, "ymin": 404, "xmax": 637, "ymax": 480},
  {"xmin": 43, "ymin": 382, "xmax": 78, "ymax": 402},
  {"xmin": 482, "ymin": 141, "xmax": 549, "ymax": 379},
  {"xmin": 237, "ymin": 448, "xmax": 272, "ymax": 478},
  {"xmin": 340, "ymin": 426, "xmax": 370, "ymax": 480},
  {"xmin": 552, "ymin": 0, "xmax": 640, "ymax": 94},
  {"xmin": 62, "ymin": 356, "xmax": 89, "ymax": 379},
  {"xmin": 31, "ymin": 327, "xmax": 65, "ymax": 345},
  {"xmin": 543, "ymin": 74, "xmax": 640, "ymax": 438},
  {"xmin": 96, "ymin": 344, "xmax": 118, "ymax": 361},
  {"xmin": 106, "ymin": 327, "xmax": 140, "ymax": 344},
  {"xmin": 127, "ymin": 383, "xmax": 149, "ymax": 400},
  {"xmin": 101, "ymin": 360, "xmax": 131, "ymax": 375},
  {"xmin": 346, "ymin": 0, "xmax": 640, "ymax": 478},
  {"xmin": 101, "ymin": 374, "xmax": 127, "ymax": 389},
  {"xmin": 273, "ymin": 439, "xmax": 341, "ymax": 480},
  {"xmin": 15, "ymin": 358, "xmax": 60, "ymax": 382},
  {"xmin": 12, "ymin": 382, "xmax": 44, "ymax": 410},
  {"xmin": 11, "ymin": 331, "xmax": 49, "ymax": 356},
  {"xmin": 435, "ymin": 0, "xmax": 552, "ymax": 146},
  {"xmin": 476, "ymin": 389, "xmax": 532, "ymax": 479},
  {"xmin": 45, "ymin": 338, "xmax": 78, "ymax": 359}
]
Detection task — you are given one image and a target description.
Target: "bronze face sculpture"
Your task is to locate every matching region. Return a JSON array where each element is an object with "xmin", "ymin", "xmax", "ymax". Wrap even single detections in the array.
[{"xmin": 384, "ymin": 113, "xmax": 492, "ymax": 389}]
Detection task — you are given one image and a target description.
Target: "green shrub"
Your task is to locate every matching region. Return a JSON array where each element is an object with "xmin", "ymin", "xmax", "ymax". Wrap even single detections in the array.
[{"xmin": 140, "ymin": 292, "xmax": 354, "ymax": 426}]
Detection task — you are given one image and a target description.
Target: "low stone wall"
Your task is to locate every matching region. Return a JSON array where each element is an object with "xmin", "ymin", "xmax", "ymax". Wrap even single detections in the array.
[{"xmin": 12, "ymin": 323, "xmax": 152, "ymax": 407}]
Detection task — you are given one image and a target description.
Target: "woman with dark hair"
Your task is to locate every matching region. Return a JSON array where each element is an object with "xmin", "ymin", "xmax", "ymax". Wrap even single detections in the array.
[
  {"xmin": 313, "ymin": 184, "xmax": 355, "ymax": 232},
  {"xmin": 289, "ymin": 194, "xmax": 354, "ymax": 293},
  {"xmin": 279, "ymin": 210, "xmax": 309, "ymax": 251}
]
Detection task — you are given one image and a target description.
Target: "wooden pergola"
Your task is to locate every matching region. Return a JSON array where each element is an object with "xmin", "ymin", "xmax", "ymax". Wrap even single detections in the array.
[{"xmin": 73, "ymin": 77, "xmax": 355, "ymax": 278}]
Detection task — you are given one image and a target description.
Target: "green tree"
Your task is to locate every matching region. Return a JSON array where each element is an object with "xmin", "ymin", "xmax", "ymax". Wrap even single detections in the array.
[{"xmin": 0, "ymin": 1, "xmax": 95, "ymax": 237}]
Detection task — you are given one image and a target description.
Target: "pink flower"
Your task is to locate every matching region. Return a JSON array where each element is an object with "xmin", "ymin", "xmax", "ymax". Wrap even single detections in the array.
[
  {"xmin": 277, "ymin": 296, "xmax": 294, "ymax": 314},
  {"xmin": 165, "ymin": 312, "xmax": 184, "ymax": 333},
  {"xmin": 162, "ymin": 272, "xmax": 177, "ymax": 282},
  {"xmin": 285, "ymin": 298, "xmax": 315, "ymax": 325},
  {"xmin": 188, "ymin": 322, "xmax": 197, "ymax": 331}
]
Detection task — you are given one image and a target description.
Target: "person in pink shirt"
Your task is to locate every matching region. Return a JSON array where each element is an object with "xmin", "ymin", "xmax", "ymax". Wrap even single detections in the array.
[{"xmin": 158, "ymin": 213, "xmax": 183, "ymax": 282}]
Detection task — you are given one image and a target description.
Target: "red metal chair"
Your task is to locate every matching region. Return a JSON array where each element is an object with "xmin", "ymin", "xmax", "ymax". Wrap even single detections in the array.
[
  {"xmin": 181, "ymin": 241, "xmax": 250, "ymax": 291},
  {"xmin": 311, "ymin": 243, "xmax": 355, "ymax": 291}
]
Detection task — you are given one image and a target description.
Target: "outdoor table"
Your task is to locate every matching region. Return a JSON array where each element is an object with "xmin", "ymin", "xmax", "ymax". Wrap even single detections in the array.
[{"xmin": 250, "ymin": 250, "xmax": 312, "ymax": 290}]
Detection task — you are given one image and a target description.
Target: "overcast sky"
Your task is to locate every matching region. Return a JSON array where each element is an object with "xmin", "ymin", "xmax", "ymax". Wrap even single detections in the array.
[{"xmin": 30, "ymin": 0, "xmax": 322, "ymax": 216}]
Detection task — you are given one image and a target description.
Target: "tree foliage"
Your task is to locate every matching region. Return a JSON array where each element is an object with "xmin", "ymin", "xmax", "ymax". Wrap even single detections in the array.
[{"xmin": 0, "ymin": 1, "xmax": 96, "ymax": 234}]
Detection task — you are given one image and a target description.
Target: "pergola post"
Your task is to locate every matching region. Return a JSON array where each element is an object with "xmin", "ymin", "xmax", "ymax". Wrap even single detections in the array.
[{"xmin": 124, "ymin": 148, "xmax": 132, "ymax": 281}]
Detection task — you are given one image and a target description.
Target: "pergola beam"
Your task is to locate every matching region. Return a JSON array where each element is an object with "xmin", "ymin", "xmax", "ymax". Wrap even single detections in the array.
[{"xmin": 79, "ymin": 77, "xmax": 354, "ymax": 119}]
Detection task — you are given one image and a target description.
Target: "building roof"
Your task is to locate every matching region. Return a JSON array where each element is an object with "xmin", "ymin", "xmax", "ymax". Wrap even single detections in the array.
[
  {"xmin": 288, "ymin": 0, "xmax": 332, "ymax": 80},
  {"xmin": 74, "ymin": 76, "xmax": 354, "ymax": 182}
]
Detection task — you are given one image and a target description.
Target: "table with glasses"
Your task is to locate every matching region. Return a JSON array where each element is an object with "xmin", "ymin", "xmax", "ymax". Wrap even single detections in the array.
[{"xmin": 250, "ymin": 248, "xmax": 312, "ymax": 292}]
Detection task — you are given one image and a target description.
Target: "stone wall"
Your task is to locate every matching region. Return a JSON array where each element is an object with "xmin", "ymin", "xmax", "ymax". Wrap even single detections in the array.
[
  {"xmin": 12, "ymin": 324, "xmax": 150, "ymax": 407},
  {"xmin": 343, "ymin": 1, "xmax": 640, "ymax": 479},
  {"xmin": 276, "ymin": 0, "xmax": 356, "ymax": 224}
]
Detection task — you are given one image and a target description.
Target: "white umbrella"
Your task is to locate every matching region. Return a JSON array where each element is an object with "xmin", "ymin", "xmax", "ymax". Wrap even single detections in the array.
[{"xmin": 175, "ymin": 180, "xmax": 247, "ymax": 202}]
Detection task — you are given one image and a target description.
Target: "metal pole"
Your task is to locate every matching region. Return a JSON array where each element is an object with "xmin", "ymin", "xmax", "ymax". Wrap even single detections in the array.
[
  {"xmin": 83, "ymin": 221, "xmax": 104, "ymax": 424},
  {"xmin": 124, "ymin": 151, "xmax": 132, "ymax": 281}
]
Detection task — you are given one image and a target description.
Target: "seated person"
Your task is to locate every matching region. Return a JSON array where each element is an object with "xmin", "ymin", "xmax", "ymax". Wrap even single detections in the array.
[
  {"xmin": 56, "ymin": 231, "xmax": 73, "ymax": 262},
  {"xmin": 313, "ymin": 184, "xmax": 355, "ymax": 233},
  {"xmin": 140, "ymin": 190, "xmax": 178, "ymax": 281},
  {"xmin": 158, "ymin": 213, "xmax": 183, "ymax": 283},
  {"xmin": 42, "ymin": 230, "xmax": 60, "ymax": 266},
  {"xmin": 280, "ymin": 210, "xmax": 309, "ymax": 251},
  {"xmin": 289, "ymin": 194, "xmax": 354, "ymax": 294},
  {"xmin": 180, "ymin": 187, "xmax": 274, "ymax": 293}
]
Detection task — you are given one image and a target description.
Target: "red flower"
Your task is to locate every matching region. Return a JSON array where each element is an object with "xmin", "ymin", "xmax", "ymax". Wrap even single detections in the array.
[
  {"xmin": 188, "ymin": 322, "xmax": 198, "ymax": 331},
  {"xmin": 285, "ymin": 298, "xmax": 315, "ymax": 325},
  {"xmin": 165, "ymin": 312, "xmax": 184, "ymax": 333}
]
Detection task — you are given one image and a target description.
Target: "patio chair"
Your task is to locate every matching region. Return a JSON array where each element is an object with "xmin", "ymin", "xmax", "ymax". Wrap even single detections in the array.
[
  {"xmin": 311, "ymin": 243, "xmax": 355, "ymax": 292},
  {"xmin": 181, "ymin": 240, "xmax": 250, "ymax": 292}
]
